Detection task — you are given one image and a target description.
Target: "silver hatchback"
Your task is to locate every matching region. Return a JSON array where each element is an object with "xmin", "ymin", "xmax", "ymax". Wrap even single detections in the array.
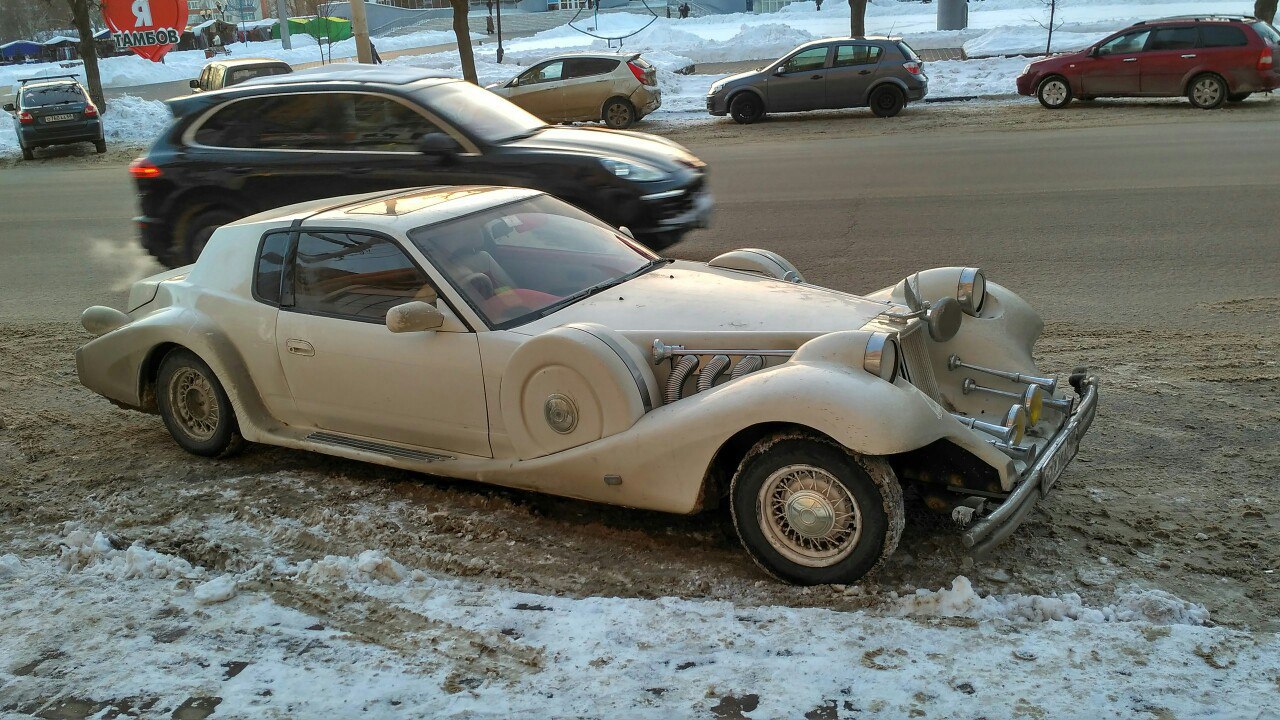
[{"xmin": 706, "ymin": 37, "xmax": 928, "ymax": 124}]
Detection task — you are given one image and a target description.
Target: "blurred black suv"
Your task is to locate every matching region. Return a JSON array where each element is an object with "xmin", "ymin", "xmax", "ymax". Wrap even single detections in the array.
[
  {"xmin": 4, "ymin": 76, "xmax": 105, "ymax": 161},
  {"xmin": 133, "ymin": 65, "xmax": 712, "ymax": 266}
]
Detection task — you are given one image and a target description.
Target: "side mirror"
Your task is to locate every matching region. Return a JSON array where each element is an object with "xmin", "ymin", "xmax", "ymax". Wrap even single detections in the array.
[
  {"xmin": 508, "ymin": 77, "xmax": 520, "ymax": 87},
  {"xmin": 2, "ymin": 103, "xmax": 14, "ymax": 112},
  {"xmin": 418, "ymin": 132, "xmax": 460, "ymax": 158},
  {"xmin": 386, "ymin": 301, "xmax": 445, "ymax": 333},
  {"xmin": 189, "ymin": 79, "xmax": 200, "ymax": 89},
  {"xmin": 774, "ymin": 65, "xmax": 787, "ymax": 76}
]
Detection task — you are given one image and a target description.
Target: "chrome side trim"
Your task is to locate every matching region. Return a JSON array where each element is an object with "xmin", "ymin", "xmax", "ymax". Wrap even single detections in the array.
[
  {"xmin": 307, "ymin": 431, "xmax": 454, "ymax": 462},
  {"xmin": 962, "ymin": 374, "xmax": 1100, "ymax": 555}
]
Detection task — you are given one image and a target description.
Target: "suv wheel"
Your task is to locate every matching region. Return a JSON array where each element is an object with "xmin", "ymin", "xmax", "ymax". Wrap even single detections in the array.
[
  {"xmin": 1037, "ymin": 76, "xmax": 1073, "ymax": 109},
  {"xmin": 180, "ymin": 207, "xmax": 240, "ymax": 265},
  {"xmin": 729, "ymin": 93, "xmax": 765, "ymax": 124},
  {"xmin": 1188, "ymin": 73, "xmax": 1227, "ymax": 109},
  {"xmin": 94, "ymin": 137, "xmax": 107, "ymax": 154},
  {"xmin": 21, "ymin": 143, "xmax": 34, "ymax": 161},
  {"xmin": 868, "ymin": 85, "xmax": 906, "ymax": 118},
  {"xmin": 603, "ymin": 98, "xmax": 635, "ymax": 129}
]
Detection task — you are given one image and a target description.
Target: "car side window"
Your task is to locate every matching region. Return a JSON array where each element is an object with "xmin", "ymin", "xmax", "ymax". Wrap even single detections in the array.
[
  {"xmin": 211, "ymin": 65, "xmax": 226, "ymax": 88},
  {"xmin": 1198, "ymin": 25, "xmax": 1249, "ymax": 48},
  {"xmin": 197, "ymin": 67, "xmax": 211, "ymax": 91},
  {"xmin": 254, "ymin": 231, "xmax": 291, "ymax": 305},
  {"xmin": 566, "ymin": 58, "xmax": 620, "ymax": 78},
  {"xmin": 781, "ymin": 47, "xmax": 830, "ymax": 73},
  {"xmin": 290, "ymin": 231, "xmax": 439, "ymax": 322},
  {"xmin": 194, "ymin": 93, "xmax": 441, "ymax": 151},
  {"xmin": 1097, "ymin": 30, "xmax": 1151, "ymax": 55},
  {"xmin": 832, "ymin": 44, "xmax": 882, "ymax": 67},
  {"xmin": 1148, "ymin": 27, "xmax": 1198, "ymax": 51},
  {"xmin": 524, "ymin": 60, "xmax": 565, "ymax": 85},
  {"xmin": 228, "ymin": 65, "xmax": 289, "ymax": 86}
]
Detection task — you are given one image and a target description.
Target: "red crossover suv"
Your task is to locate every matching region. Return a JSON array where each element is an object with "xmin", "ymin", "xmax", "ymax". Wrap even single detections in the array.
[{"xmin": 1017, "ymin": 15, "xmax": 1280, "ymax": 109}]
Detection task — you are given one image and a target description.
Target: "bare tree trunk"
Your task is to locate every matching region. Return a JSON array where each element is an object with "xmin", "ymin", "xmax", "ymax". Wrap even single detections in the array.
[
  {"xmin": 68, "ymin": 0, "xmax": 106, "ymax": 111},
  {"xmin": 849, "ymin": 0, "xmax": 867, "ymax": 38},
  {"xmin": 1045, "ymin": 0, "xmax": 1056, "ymax": 55},
  {"xmin": 450, "ymin": 0, "xmax": 477, "ymax": 83},
  {"xmin": 1256, "ymin": 0, "xmax": 1277, "ymax": 24}
]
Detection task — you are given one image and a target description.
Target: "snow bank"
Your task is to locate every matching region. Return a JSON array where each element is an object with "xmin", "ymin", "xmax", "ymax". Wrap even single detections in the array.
[
  {"xmin": 964, "ymin": 25, "xmax": 1112, "ymax": 57},
  {"xmin": 294, "ymin": 549, "xmax": 417, "ymax": 585},
  {"xmin": 193, "ymin": 574, "xmax": 238, "ymax": 604},
  {"xmin": 57, "ymin": 528, "xmax": 196, "ymax": 579}
]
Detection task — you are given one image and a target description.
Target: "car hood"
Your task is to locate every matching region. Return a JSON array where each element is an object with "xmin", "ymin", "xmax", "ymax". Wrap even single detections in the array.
[
  {"xmin": 504, "ymin": 126, "xmax": 697, "ymax": 169},
  {"xmin": 514, "ymin": 261, "xmax": 889, "ymax": 339},
  {"xmin": 1031, "ymin": 49, "xmax": 1088, "ymax": 69},
  {"xmin": 715, "ymin": 69, "xmax": 765, "ymax": 87}
]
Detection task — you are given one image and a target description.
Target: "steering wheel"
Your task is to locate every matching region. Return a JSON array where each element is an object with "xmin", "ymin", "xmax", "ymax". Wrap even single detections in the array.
[{"xmin": 462, "ymin": 271, "xmax": 495, "ymax": 299}]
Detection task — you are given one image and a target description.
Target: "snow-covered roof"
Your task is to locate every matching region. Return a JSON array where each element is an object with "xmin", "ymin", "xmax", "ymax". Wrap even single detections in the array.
[{"xmin": 42, "ymin": 35, "xmax": 79, "ymax": 45}]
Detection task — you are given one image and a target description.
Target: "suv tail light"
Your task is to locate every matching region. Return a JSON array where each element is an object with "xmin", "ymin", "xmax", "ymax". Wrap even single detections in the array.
[
  {"xmin": 83, "ymin": 104, "xmax": 99, "ymax": 117},
  {"xmin": 627, "ymin": 61, "xmax": 657, "ymax": 87},
  {"xmin": 903, "ymin": 61, "xmax": 922, "ymax": 75},
  {"xmin": 18, "ymin": 110, "xmax": 33, "ymax": 124},
  {"xmin": 1259, "ymin": 47, "xmax": 1274, "ymax": 70},
  {"xmin": 129, "ymin": 158, "xmax": 162, "ymax": 179}
]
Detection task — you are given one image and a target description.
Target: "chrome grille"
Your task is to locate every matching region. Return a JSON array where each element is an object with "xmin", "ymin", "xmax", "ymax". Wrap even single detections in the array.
[{"xmin": 899, "ymin": 326, "xmax": 942, "ymax": 401}]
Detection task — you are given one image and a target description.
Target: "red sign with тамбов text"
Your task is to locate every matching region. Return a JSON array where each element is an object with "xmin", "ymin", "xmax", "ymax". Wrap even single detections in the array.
[{"xmin": 101, "ymin": 0, "xmax": 189, "ymax": 62}]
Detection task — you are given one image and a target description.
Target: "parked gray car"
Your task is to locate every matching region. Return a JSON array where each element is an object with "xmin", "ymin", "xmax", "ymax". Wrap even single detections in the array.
[{"xmin": 706, "ymin": 37, "xmax": 928, "ymax": 124}]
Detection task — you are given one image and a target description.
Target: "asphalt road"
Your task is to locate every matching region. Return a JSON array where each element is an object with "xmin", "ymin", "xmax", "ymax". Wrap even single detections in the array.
[{"xmin": 2, "ymin": 112, "xmax": 1277, "ymax": 327}]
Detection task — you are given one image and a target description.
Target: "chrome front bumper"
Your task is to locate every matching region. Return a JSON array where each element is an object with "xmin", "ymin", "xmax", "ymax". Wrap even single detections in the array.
[{"xmin": 962, "ymin": 372, "xmax": 1100, "ymax": 555}]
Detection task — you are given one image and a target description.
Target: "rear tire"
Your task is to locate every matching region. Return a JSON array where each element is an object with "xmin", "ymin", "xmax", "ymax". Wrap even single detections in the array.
[
  {"xmin": 730, "ymin": 432, "xmax": 904, "ymax": 585},
  {"xmin": 179, "ymin": 207, "xmax": 240, "ymax": 265},
  {"xmin": 94, "ymin": 137, "xmax": 106, "ymax": 154},
  {"xmin": 729, "ymin": 93, "xmax": 765, "ymax": 124},
  {"xmin": 868, "ymin": 85, "xmax": 906, "ymax": 118},
  {"xmin": 603, "ymin": 98, "xmax": 635, "ymax": 129},
  {"xmin": 156, "ymin": 349, "xmax": 245, "ymax": 458},
  {"xmin": 1187, "ymin": 73, "xmax": 1227, "ymax": 109},
  {"xmin": 21, "ymin": 144, "xmax": 34, "ymax": 161},
  {"xmin": 1226, "ymin": 92, "xmax": 1251, "ymax": 103},
  {"xmin": 1036, "ymin": 75, "xmax": 1072, "ymax": 109}
]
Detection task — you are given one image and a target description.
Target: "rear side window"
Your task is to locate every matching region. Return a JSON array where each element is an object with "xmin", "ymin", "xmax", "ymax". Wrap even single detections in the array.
[
  {"xmin": 193, "ymin": 93, "xmax": 442, "ymax": 151},
  {"xmin": 1199, "ymin": 25, "xmax": 1248, "ymax": 47},
  {"xmin": 567, "ymin": 58, "xmax": 620, "ymax": 78},
  {"xmin": 896, "ymin": 41, "xmax": 921, "ymax": 62},
  {"xmin": 254, "ymin": 231, "xmax": 290, "ymax": 305},
  {"xmin": 1250, "ymin": 21, "xmax": 1279, "ymax": 46},
  {"xmin": 1148, "ymin": 26, "xmax": 1198, "ymax": 51},
  {"xmin": 291, "ymin": 232, "xmax": 437, "ymax": 322},
  {"xmin": 833, "ymin": 44, "xmax": 883, "ymax": 67}
]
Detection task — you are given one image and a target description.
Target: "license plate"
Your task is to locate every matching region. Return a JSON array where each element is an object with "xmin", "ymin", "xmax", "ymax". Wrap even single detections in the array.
[
  {"xmin": 1040, "ymin": 428, "xmax": 1080, "ymax": 492},
  {"xmin": 44, "ymin": 114, "xmax": 75, "ymax": 123}
]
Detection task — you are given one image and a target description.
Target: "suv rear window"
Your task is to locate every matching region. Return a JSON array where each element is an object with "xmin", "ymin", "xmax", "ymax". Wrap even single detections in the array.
[
  {"xmin": 1252, "ymin": 21, "xmax": 1280, "ymax": 46},
  {"xmin": 21, "ymin": 84, "xmax": 83, "ymax": 107},
  {"xmin": 1199, "ymin": 25, "xmax": 1249, "ymax": 47}
]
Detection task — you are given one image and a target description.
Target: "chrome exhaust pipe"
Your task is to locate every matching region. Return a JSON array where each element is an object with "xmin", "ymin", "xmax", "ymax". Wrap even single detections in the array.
[
  {"xmin": 947, "ymin": 354, "xmax": 1058, "ymax": 393},
  {"xmin": 652, "ymin": 338, "xmax": 794, "ymax": 365}
]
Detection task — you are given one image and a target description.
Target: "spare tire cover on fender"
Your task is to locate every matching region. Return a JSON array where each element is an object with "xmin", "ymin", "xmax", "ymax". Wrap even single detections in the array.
[{"xmin": 501, "ymin": 323, "xmax": 659, "ymax": 460}]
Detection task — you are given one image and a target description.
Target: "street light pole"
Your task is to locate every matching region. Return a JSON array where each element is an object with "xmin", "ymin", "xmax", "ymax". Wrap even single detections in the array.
[
  {"xmin": 276, "ymin": 0, "xmax": 291, "ymax": 49},
  {"xmin": 350, "ymin": 0, "xmax": 373, "ymax": 63},
  {"xmin": 496, "ymin": 0, "xmax": 503, "ymax": 63}
]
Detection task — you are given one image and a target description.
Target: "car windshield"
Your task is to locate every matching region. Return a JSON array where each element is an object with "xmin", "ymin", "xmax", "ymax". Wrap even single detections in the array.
[
  {"xmin": 414, "ymin": 81, "xmax": 547, "ymax": 144},
  {"xmin": 22, "ymin": 84, "xmax": 83, "ymax": 106},
  {"xmin": 408, "ymin": 195, "xmax": 663, "ymax": 329}
]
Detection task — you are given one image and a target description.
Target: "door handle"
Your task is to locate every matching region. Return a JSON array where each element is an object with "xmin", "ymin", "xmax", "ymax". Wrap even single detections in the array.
[
  {"xmin": 286, "ymin": 339, "xmax": 314, "ymax": 357},
  {"xmin": 858, "ymin": 69, "xmax": 872, "ymax": 75},
  {"xmin": 225, "ymin": 166, "xmax": 253, "ymax": 175},
  {"xmin": 1122, "ymin": 58, "xmax": 1138, "ymax": 62},
  {"xmin": 810, "ymin": 74, "xmax": 823, "ymax": 80},
  {"xmin": 1180, "ymin": 54, "xmax": 1196, "ymax": 58}
]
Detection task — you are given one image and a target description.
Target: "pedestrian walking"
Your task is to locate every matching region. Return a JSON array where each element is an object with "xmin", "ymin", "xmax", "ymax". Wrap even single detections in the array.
[
  {"xmin": 815, "ymin": 0, "xmax": 822, "ymax": 10},
  {"xmin": 486, "ymin": 14, "xmax": 495, "ymax": 34},
  {"xmin": 486, "ymin": 0, "xmax": 494, "ymax": 15},
  {"xmin": 369, "ymin": 41, "xmax": 383, "ymax": 64}
]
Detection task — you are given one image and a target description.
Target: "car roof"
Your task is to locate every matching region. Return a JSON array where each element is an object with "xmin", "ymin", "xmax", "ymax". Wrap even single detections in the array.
[
  {"xmin": 1130, "ymin": 15, "xmax": 1259, "ymax": 26},
  {"xmin": 240, "ymin": 64, "xmax": 453, "ymax": 89},
  {"xmin": 795, "ymin": 36, "xmax": 900, "ymax": 50},
  {"xmin": 536, "ymin": 51, "xmax": 636, "ymax": 60},
  {"xmin": 210, "ymin": 57, "xmax": 292, "ymax": 68},
  {"xmin": 242, "ymin": 186, "xmax": 545, "ymax": 231},
  {"xmin": 20, "ymin": 78, "xmax": 81, "ymax": 90}
]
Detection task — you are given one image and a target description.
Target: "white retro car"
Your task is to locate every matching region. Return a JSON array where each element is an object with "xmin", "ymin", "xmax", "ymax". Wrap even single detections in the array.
[{"xmin": 77, "ymin": 186, "xmax": 1098, "ymax": 585}]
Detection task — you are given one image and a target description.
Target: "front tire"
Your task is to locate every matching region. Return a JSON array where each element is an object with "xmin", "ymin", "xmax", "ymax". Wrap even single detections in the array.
[
  {"xmin": 603, "ymin": 98, "xmax": 635, "ymax": 129},
  {"xmin": 1188, "ymin": 73, "xmax": 1227, "ymax": 109},
  {"xmin": 868, "ymin": 85, "xmax": 906, "ymax": 118},
  {"xmin": 1037, "ymin": 75, "xmax": 1072, "ymax": 109},
  {"xmin": 729, "ymin": 93, "xmax": 765, "ymax": 124},
  {"xmin": 730, "ymin": 432, "xmax": 904, "ymax": 585},
  {"xmin": 156, "ymin": 349, "xmax": 245, "ymax": 458}
]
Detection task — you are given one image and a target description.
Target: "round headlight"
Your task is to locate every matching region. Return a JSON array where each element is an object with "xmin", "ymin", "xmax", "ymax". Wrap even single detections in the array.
[
  {"xmin": 1021, "ymin": 385, "xmax": 1044, "ymax": 425},
  {"xmin": 957, "ymin": 267, "xmax": 986, "ymax": 317},
  {"xmin": 863, "ymin": 332, "xmax": 899, "ymax": 383},
  {"xmin": 1003, "ymin": 405, "xmax": 1028, "ymax": 446}
]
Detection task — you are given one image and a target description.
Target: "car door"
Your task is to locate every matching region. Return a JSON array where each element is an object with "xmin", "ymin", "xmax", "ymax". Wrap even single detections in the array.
[
  {"xmin": 1140, "ymin": 25, "xmax": 1200, "ymax": 95},
  {"xmin": 766, "ymin": 46, "xmax": 831, "ymax": 112},
  {"xmin": 507, "ymin": 60, "xmax": 568, "ymax": 121},
  {"xmin": 1080, "ymin": 29, "xmax": 1150, "ymax": 95},
  {"xmin": 561, "ymin": 57, "xmax": 621, "ymax": 120},
  {"xmin": 274, "ymin": 229, "xmax": 491, "ymax": 457},
  {"xmin": 824, "ymin": 43, "xmax": 884, "ymax": 108}
]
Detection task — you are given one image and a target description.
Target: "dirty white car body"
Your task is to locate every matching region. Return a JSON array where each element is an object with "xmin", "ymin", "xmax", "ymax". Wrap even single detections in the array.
[{"xmin": 77, "ymin": 186, "xmax": 1098, "ymax": 585}]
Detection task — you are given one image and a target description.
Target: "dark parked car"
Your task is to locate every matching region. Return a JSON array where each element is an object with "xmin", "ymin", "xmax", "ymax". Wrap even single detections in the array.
[
  {"xmin": 133, "ymin": 65, "xmax": 711, "ymax": 266},
  {"xmin": 190, "ymin": 58, "xmax": 292, "ymax": 93},
  {"xmin": 4, "ymin": 75, "xmax": 104, "ymax": 161},
  {"xmin": 1018, "ymin": 15, "xmax": 1280, "ymax": 109},
  {"xmin": 705, "ymin": 37, "xmax": 928, "ymax": 124}
]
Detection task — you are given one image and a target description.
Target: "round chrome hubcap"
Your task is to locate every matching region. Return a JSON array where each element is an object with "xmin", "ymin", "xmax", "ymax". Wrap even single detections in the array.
[
  {"xmin": 1193, "ymin": 79, "xmax": 1220, "ymax": 106},
  {"xmin": 757, "ymin": 464, "xmax": 862, "ymax": 567},
  {"xmin": 169, "ymin": 368, "xmax": 219, "ymax": 441},
  {"xmin": 1042, "ymin": 81, "xmax": 1067, "ymax": 105}
]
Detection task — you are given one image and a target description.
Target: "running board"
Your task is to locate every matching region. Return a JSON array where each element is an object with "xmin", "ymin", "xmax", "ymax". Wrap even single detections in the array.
[{"xmin": 307, "ymin": 432, "xmax": 454, "ymax": 463}]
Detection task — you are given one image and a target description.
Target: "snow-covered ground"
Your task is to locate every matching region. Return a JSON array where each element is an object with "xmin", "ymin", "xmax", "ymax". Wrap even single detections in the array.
[{"xmin": 3, "ymin": 524, "xmax": 1275, "ymax": 718}]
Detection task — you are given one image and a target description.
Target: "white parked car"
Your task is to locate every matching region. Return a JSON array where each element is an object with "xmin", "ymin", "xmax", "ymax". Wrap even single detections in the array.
[{"xmin": 76, "ymin": 186, "xmax": 1098, "ymax": 585}]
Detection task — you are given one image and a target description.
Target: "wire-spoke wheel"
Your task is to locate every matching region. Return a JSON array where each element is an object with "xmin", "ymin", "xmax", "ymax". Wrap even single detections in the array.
[
  {"xmin": 731, "ymin": 432, "xmax": 903, "ymax": 585},
  {"xmin": 1037, "ymin": 76, "xmax": 1072, "ymax": 109},
  {"xmin": 603, "ymin": 99, "xmax": 635, "ymax": 129},
  {"xmin": 1188, "ymin": 74, "xmax": 1226, "ymax": 109},
  {"xmin": 156, "ymin": 348, "xmax": 245, "ymax": 457}
]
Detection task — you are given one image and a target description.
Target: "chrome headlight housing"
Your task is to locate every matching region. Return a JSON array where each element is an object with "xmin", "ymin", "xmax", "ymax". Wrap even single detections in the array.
[
  {"xmin": 599, "ymin": 157, "xmax": 669, "ymax": 182},
  {"xmin": 956, "ymin": 267, "xmax": 986, "ymax": 317},
  {"xmin": 863, "ymin": 332, "xmax": 899, "ymax": 383}
]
